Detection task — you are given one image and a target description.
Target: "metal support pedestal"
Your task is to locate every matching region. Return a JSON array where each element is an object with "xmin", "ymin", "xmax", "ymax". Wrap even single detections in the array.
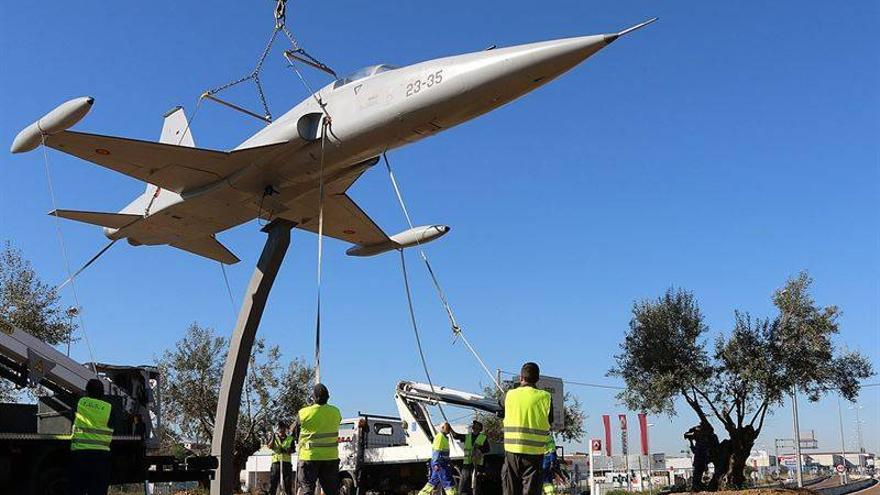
[{"xmin": 210, "ymin": 219, "xmax": 295, "ymax": 495}]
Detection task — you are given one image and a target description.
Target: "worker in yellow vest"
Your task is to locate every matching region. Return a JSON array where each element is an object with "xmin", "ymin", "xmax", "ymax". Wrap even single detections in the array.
[
  {"xmin": 542, "ymin": 436, "xmax": 558, "ymax": 495},
  {"xmin": 267, "ymin": 420, "xmax": 294, "ymax": 495},
  {"xmin": 70, "ymin": 378, "xmax": 115, "ymax": 495},
  {"xmin": 458, "ymin": 420, "xmax": 491, "ymax": 495},
  {"xmin": 293, "ymin": 383, "xmax": 342, "ymax": 495},
  {"xmin": 502, "ymin": 362, "xmax": 553, "ymax": 495},
  {"xmin": 418, "ymin": 421, "xmax": 458, "ymax": 495}
]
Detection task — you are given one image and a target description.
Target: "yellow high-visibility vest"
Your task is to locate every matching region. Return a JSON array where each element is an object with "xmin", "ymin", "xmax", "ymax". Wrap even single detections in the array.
[
  {"xmin": 464, "ymin": 433, "xmax": 487, "ymax": 466},
  {"xmin": 503, "ymin": 386, "xmax": 550, "ymax": 455},
  {"xmin": 71, "ymin": 397, "xmax": 113, "ymax": 452},
  {"xmin": 297, "ymin": 404, "xmax": 341, "ymax": 461},
  {"xmin": 271, "ymin": 435, "xmax": 294, "ymax": 463},
  {"xmin": 432, "ymin": 431, "xmax": 450, "ymax": 454}
]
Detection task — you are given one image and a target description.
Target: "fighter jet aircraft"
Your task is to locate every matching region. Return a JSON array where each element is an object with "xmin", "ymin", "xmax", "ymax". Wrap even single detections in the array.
[{"xmin": 11, "ymin": 19, "xmax": 656, "ymax": 264}]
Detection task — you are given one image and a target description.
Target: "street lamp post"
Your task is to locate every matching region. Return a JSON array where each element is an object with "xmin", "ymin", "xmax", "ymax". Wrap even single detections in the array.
[
  {"xmin": 65, "ymin": 306, "xmax": 79, "ymax": 356},
  {"xmin": 837, "ymin": 397, "xmax": 848, "ymax": 484}
]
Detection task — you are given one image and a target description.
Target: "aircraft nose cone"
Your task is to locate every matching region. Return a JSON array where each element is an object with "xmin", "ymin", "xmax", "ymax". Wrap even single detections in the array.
[
  {"xmin": 517, "ymin": 35, "xmax": 610, "ymax": 79},
  {"xmin": 482, "ymin": 18, "xmax": 659, "ymax": 86}
]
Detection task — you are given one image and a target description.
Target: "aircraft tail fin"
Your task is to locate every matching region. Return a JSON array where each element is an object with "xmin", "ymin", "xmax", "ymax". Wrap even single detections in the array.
[
  {"xmin": 50, "ymin": 209, "xmax": 141, "ymax": 229},
  {"xmin": 140, "ymin": 106, "xmax": 196, "ymax": 195},
  {"xmin": 160, "ymin": 106, "xmax": 195, "ymax": 147},
  {"xmin": 171, "ymin": 236, "xmax": 240, "ymax": 265}
]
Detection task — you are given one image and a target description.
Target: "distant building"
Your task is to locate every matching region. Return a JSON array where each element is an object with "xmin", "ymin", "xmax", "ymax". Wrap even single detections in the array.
[{"xmin": 801, "ymin": 451, "xmax": 874, "ymax": 470}]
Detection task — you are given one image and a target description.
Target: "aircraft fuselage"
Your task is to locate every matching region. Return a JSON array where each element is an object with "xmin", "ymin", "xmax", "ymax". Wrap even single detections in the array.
[{"xmin": 107, "ymin": 33, "xmax": 617, "ymax": 248}]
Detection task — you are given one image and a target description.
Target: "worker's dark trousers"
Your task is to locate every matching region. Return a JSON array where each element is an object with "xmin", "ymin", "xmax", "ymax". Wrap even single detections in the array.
[
  {"xmin": 69, "ymin": 450, "xmax": 111, "ymax": 495},
  {"xmin": 459, "ymin": 464, "xmax": 484, "ymax": 495},
  {"xmin": 502, "ymin": 452, "xmax": 544, "ymax": 495},
  {"xmin": 269, "ymin": 461, "xmax": 293, "ymax": 495},
  {"xmin": 298, "ymin": 459, "xmax": 340, "ymax": 495}
]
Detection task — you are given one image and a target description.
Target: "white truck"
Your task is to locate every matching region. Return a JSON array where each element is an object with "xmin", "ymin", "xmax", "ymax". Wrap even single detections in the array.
[{"xmin": 0, "ymin": 320, "xmax": 215, "ymax": 494}]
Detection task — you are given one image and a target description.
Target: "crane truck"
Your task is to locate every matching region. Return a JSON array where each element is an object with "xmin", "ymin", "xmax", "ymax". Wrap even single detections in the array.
[
  {"xmin": 246, "ymin": 378, "xmax": 564, "ymax": 495},
  {"xmin": 0, "ymin": 320, "xmax": 215, "ymax": 495}
]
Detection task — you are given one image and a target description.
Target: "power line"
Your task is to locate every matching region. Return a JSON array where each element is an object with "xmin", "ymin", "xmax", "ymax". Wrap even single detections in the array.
[{"xmin": 498, "ymin": 370, "xmax": 625, "ymax": 390}]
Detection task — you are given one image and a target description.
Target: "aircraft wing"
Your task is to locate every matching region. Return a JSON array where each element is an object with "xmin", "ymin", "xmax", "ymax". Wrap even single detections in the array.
[
  {"xmin": 44, "ymin": 130, "xmax": 285, "ymax": 194},
  {"xmin": 295, "ymin": 194, "xmax": 390, "ymax": 247},
  {"xmin": 171, "ymin": 236, "xmax": 240, "ymax": 264},
  {"xmin": 281, "ymin": 168, "xmax": 390, "ymax": 247}
]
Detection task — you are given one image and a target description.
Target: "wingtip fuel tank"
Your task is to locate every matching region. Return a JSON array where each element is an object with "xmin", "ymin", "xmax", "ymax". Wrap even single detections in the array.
[
  {"xmin": 346, "ymin": 225, "xmax": 450, "ymax": 257},
  {"xmin": 10, "ymin": 96, "xmax": 94, "ymax": 154}
]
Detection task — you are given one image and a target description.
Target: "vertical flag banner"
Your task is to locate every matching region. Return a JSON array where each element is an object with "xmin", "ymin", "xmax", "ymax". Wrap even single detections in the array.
[
  {"xmin": 619, "ymin": 414, "xmax": 629, "ymax": 455},
  {"xmin": 602, "ymin": 414, "xmax": 613, "ymax": 456},
  {"xmin": 638, "ymin": 413, "xmax": 649, "ymax": 456}
]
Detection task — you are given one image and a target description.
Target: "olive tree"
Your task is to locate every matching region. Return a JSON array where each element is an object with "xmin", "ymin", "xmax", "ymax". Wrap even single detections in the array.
[
  {"xmin": 0, "ymin": 243, "xmax": 75, "ymax": 401},
  {"xmin": 609, "ymin": 273, "xmax": 873, "ymax": 489},
  {"xmin": 158, "ymin": 322, "xmax": 314, "ymax": 481}
]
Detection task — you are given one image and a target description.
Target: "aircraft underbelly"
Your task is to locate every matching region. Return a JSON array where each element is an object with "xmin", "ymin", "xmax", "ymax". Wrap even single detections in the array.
[{"xmin": 123, "ymin": 195, "xmax": 256, "ymax": 246}]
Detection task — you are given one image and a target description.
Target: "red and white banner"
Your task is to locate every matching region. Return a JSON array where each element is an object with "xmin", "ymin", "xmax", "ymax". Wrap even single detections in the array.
[
  {"xmin": 619, "ymin": 414, "xmax": 629, "ymax": 455},
  {"xmin": 638, "ymin": 413, "xmax": 649, "ymax": 455},
  {"xmin": 602, "ymin": 414, "xmax": 612, "ymax": 456}
]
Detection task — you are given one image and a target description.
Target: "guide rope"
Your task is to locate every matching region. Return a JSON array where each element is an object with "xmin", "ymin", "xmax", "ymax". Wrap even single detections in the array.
[
  {"xmin": 40, "ymin": 134, "xmax": 98, "ymax": 376},
  {"xmin": 56, "ymin": 240, "xmax": 117, "ymax": 291},
  {"xmin": 382, "ymin": 153, "xmax": 503, "ymax": 393},
  {"xmin": 219, "ymin": 262, "xmax": 237, "ymax": 320}
]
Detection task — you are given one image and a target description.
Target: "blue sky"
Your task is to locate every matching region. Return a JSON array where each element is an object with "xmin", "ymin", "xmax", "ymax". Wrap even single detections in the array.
[{"xmin": 1, "ymin": 1, "xmax": 877, "ymax": 456}]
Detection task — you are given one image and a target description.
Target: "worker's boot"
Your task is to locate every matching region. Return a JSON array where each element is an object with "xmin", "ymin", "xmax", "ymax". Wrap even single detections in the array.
[
  {"xmin": 542, "ymin": 483, "xmax": 556, "ymax": 495},
  {"xmin": 418, "ymin": 483, "xmax": 435, "ymax": 495}
]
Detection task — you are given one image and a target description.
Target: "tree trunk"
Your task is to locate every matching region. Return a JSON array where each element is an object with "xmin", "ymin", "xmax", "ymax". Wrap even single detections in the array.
[
  {"xmin": 721, "ymin": 426, "xmax": 757, "ymax": 489},
  {"xmin": 708, "ymin": 439, "xmax": 729, "ymax": 491}
]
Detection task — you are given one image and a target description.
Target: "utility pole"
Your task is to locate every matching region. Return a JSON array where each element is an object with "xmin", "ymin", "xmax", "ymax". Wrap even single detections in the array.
[
  {"xmin": 851, "ymin": 404, "xmax": 865, "ymax": 475},
  {"xmin": 837, "ymin": 397, "xmax": 848, "ymax": 484},
  {"xmin": 791, "ymin": 391, "xmax": 804, "ymax": 487}
]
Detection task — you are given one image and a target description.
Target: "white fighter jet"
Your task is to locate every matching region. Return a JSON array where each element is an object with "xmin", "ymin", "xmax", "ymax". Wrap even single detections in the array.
[{"xmin": 11, "ymin": 19, "xmax": 655, "ymax": 264}]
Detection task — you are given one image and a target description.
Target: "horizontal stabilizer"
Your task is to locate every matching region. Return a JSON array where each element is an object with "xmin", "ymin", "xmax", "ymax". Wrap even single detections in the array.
[
  {"xmin": 50, "ymin": 209, "xmax": 140, "ymax": 229},
  {"xmin": 171, "ymin": 236, "xmax": 239, "ymax": 265}
]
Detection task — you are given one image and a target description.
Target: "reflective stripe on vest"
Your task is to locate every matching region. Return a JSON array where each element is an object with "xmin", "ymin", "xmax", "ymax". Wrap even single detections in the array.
[
  {"xmin": 71, "ymin": 397, "xmax": 113, "ymax": 452},
  {"xmin": 503, "ymin": 386, "xmax": 551, "ymax": 455},
  {"xmin": 271, "ymin": 435, "xmax": 294, "ymax": 463},
  {"xmin": 432, "ymin": 431, "xmax": 450, "ymax": 456},
  {"xmin": 297, "ymin": 403, "xmax": 341, "ymax": 461},
  {"xmin": 463, "ymin": 432, "xmax": 487, "ymax": 465}
]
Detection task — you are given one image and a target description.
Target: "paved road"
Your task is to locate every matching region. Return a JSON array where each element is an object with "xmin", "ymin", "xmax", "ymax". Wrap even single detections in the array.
[
  {"xmin": 851, "ymin": 479, "xmax": 880, "ymax": 495},
  {"xmin": 812, "ymin": 476, "xmax": 847, "ymax": 489}
]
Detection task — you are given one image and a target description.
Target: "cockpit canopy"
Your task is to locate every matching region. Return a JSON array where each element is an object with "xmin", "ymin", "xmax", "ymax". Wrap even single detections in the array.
[{"xmin": 333, "ymin": 64, "xmax": 398, "ymax": 89}]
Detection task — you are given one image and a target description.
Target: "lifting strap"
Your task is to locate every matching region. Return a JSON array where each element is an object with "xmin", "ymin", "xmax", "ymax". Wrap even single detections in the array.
[
  {"xmin": 383, "ymin": 152, "xmax": 503, "ymax": 395},
  {"xmin": 200, "ymin": 0, "xmax": 335, "ymax": 123},
  {"xmin": 313, "ymin": 119, "xmax": 329, "ymax": 385},
  {"xmin": 398, "ymin": 249, "xmax": 449, "ymax": 424}
]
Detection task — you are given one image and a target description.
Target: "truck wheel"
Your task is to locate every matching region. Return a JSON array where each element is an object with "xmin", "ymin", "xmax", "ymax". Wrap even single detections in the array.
[
  {"xmin": 339, "ymin": 477, "xmax": 356, "ymax": 495},
  {"xmin": 33, "ymin": 465, "xmax": 68, "ymax": 495}
]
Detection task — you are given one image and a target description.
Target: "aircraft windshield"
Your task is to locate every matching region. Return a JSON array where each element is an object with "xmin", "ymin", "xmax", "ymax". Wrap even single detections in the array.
[{"xmin": 334, "ymin": 64, "xmax": 397, "ymax": 89}]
